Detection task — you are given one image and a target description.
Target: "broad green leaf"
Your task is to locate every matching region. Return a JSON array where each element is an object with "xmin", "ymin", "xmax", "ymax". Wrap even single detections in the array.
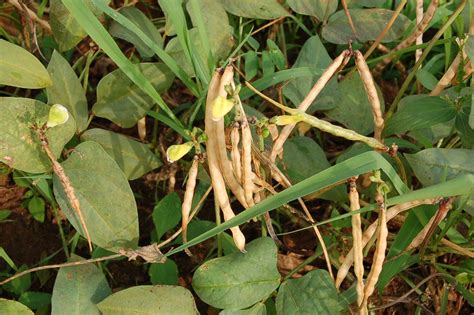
[
  {"xmin": 4, "ymin": 265, "xmax": 31, "ymax": 296},
  {"xmin": 18, "ymin": 292, "xmax": 51, "ymax": 311},
  {"xmin": 384, "ymin": 95, "xmax": 456, "ymax": 135},
  {"xmin": 281, "ymin": 136, "xmax": 345, "ymax": 201},
  {"xmin": 218, "ymin": 0, "xmax": 289, "ymax": 19},
  {"xmin": 245, "ymin": 51, "xmax": 259, "ymax": 81},
  {"xmin": 221, "ymin": 303, "xmax": 267, "ymax": 315},
  {"xmin": 322, "ymin": 9, "xmax": 410, "ymax": 44},
  {"xmin": 325, "ymin": 72, "xmax": 384, "ymax": 135},
  {"xmin": 0, "ymin": 298, "xmax": 33, "ymax": 315},
  {"xmin": 52, "ymin": 255, "xmax": 111, "ymax": 315},
  {"xmin": 0, "ymin": 97, "xmax": 76, "ymax": 173},
  {"xmin": 276, "ymin": 270, "xmax": 343, "ymax": 314},
  {"xmin": 53, "ymin": 141, "xmax": 139, "ymax": 251},
  {"xmin": 0, "ymin": 210, "xmax": 11, "ymax": 221},
  {"xmin": 153, "ymin": 192, "xmax": 182, "ymax": 240},
  {"xmin": 97, "ymin": 285, "xmax": 198, "ymax": 314},
  {"xmin": 405, "ymin": 148, "xmax": 474, "ymax": 210},
  {"xmin": 193, "ymin": 237, "xmax": 280, "ymax": 309},
  {"xmin": 149, "ymin": 259, "xmax": 179, "ymax": 285},
  {"xmin": 109, "ymin": 6, "xmax": 163, "ymax": 58},
  {"xmin": 46, "ymin": 51, "xmax": 88, "ymax": 133},
  {"xmin": 283, "ymin": 35, "xmax": 338, "ymax": 112},
  {"xmin": 81, "ymin": 128, "xmax": 162, "ymax": 180},
  {"xmin": 0, "ymin": 40, "xmax": 52, "ymax": 88},
  {"xmin": 28, "ymin": 196, "xmax": 45, "ymax": 223},
  {"xmin": 187, "ymin": 0, "xmax": 234, "ymax": 66},
  {"xmin": 49, "ymin": 0, "xmax": 109, "ymax": 52},
  {"xmin": 92, "ymin": 63, "xmax": 174, "ymax": 128},
  {"xmin": 287, "ymin": 0, "xmax": 337, "ymax": 21},
  {"xmin": 405, "ymin": 149, "xmax": 474, "ymax": 186},
  {"xmin": 345, "ymin": 0, "xmax": 384, "ymax": 8}
]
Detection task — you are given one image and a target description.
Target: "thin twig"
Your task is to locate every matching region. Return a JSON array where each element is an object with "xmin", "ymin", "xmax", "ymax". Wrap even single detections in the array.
[
  {"xmin": 364, "ymin": 0, "xmax": 408, "ymax": 59},
  {"xmin": 7, "ymin": 0, "xmax": 52, "ymax": 33},
  {"xmin": 341, "ymin": 0, "xmax": 358, "ymax": 40}
]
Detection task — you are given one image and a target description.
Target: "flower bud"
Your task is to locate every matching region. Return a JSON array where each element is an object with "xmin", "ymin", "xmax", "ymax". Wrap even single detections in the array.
[
  {"xmin": 166, "ymin": 142, "xmax": 193, "ymax": 163},
  {"xmin": 46, "ymin": 104, "xmax": 69, "ymax": 128},
  {"xmin": 270, "ymin": 114, "xmax": 303, "ymax": 126},
  {"xmin": 211, "ymin": 96, "xmax": 234, "ymax": 121}
]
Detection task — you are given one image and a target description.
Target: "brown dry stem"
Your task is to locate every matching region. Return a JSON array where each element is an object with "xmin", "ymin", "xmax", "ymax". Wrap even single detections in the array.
[{"xmin": 38, "ymin": 128, "xmax": 93, "ymax": 252}]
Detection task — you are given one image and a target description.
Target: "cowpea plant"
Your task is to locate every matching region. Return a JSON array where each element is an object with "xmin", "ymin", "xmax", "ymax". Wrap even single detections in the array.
[{"xmin": 0, "ymin": 0, "xmax": 473, "ymax": 314}]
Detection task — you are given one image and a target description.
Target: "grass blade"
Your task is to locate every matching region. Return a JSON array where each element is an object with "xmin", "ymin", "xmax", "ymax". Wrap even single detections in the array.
[
  {"xmin": 62, "ymin": 0, "xmax": 186, "ymax": 136},
  {"xmin": 91, "ymin": 0, "xmax": 199, "ymax": 96}
]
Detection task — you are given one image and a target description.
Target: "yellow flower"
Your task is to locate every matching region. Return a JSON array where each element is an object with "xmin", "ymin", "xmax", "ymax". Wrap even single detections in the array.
[
  {"xmin": 46, "ymin": 104, "xmax": 69, "ymax": 128},
  {"xmin": 211, "ymin": 96, "xmax": 234, "ymax": 121},
  {"xmin": 166, "ymin": 142, "xmax": 194, "ymax": 163},
  {"xmin": 271, "ymin": 115, "xmax": 304, "ymax": 126}
]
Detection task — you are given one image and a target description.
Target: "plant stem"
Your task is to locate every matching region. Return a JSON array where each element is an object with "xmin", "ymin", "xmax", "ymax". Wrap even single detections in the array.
[{"xmin": 387, "ymin": 0, "xmax": 466, "ymax": 119}]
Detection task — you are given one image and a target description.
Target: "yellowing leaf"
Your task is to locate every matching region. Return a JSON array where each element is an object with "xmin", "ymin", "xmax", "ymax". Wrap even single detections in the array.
[
  {"xmin": 166, "ymin": 142, "xmax": 194, "ymax": 163},
  {"xmin": 47, "ymin": 104, "xmax": 70, "ymax": 128},
  {"xmin": 211, "ymin": 96, "xmax": 234, "ymax": 121}
]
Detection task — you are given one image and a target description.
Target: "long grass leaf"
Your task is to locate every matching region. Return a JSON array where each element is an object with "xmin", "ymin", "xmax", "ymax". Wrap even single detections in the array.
[
  {"xmin": 167, "ymin": 151, "xmax": 409, "ymax": 255},
  {"xmin": 159, "ymin": 0, "xmax": 210, "ymax": 85},
  {"xmin": 91, "ymin": 0, "xmax": 199, "ymax": 96},
  {"xmin": 62, "ymin": 0, "xmax": 186, "ymax": 135}
]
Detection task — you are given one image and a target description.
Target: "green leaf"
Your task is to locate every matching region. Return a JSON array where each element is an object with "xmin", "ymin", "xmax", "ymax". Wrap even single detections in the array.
[
  {"xmin": 46, "ymin": 51, "xmax": 88, "ymax": 133},
  {"xmin": 0, "ymin": 247, "xmax": 16, "ymax": 270},
  {"xmin": 51, "ymin": 255, "xmax": 111, "ymax": 315},
  {"xmin": 4, "ymin": 265, "xmax": 31, "ymax": 296},
  {"xmin": 97, "ymin": 285, "xmax": 198, "ymax": 314},
  {"xmin": 187, "ymin": 0, "xmax": 234, "ymax": 66},
  {"xmin": 0, "ymin": 97, "xmax": 76, "ymax": 174},
  {"xmin": 218, "ymin": 0, "xmax": 289, "ymax": 19},
  {"xmin": 0, "ymin": 40, "xmax": 52, "ymax": 89},
  {"xmin": 465, "ymin": 35, "xmax": 474, "ymax": 64},
  {"xmin": 53, "ymin": 141, "xmax": 139, "ymax": 251},
  {"xmin": 325, "ymin": 72, "xmax": 384, "ymax": 135},
  {"xmin": 0, "ymin": 298, "xmax": 33, "ymax": 315},
  {"xmin": 220, "ymin": 303, "xmax": 267, "ymax": 315},
  {"xmin": 405, "ymin": 148, "xmax": 474, "ymax": 210},
  {"xmin": 287, "ymin": 0, "xmax": 337, "ymax": 21},
  {"xmin": 244, "ymin": 51, "xmax": 259, "ymax": 81},
  {"xmin": 0, "ymin": 210, "xmax": 12, "ymax": 221},
  {"xmin": 405, "ymin": 148, "xmax": 474, "ymax": 186},
  {"xmin": 192, "ymin": 237, "xmax": 280, "ymax": 309},
  {"xmin": 276, "ymin": 270, "xmax": 343, "ymax": 314},
  {"xmin": 281, "ymin": 136, "xmax": 345, "ymax": 201},
  {"xmin": 18, "ymin": 292, "xmax": 51, "ymax": 310},
  {"xmin": 92, "ymin": 63, "xmax": 174, "ymax": 128},
  {"xmin": 322, "ymin": 9, "xmax": 410, "ymax": 44},
  {"xmin": 283, "ymin": 35, "xmax": 338, "ymax": 112},
  {"xmin": 28, "ymin": 196, "xmax": 45, "ymax": 223},
  {"xmin": 149, "ymin": 259, "xmax": 179, "ymax": 285},
  {"xmin": 384, "ymin": 95, "xmax": 456, "ymax": 135},
  {"xmin": 109, "ymin": 6, "xmax": 163, "ymax": 58},
  {"xmin": 81, "ymin": 128, "xmax": 162, "ymax": 180},
  {"xmin": 153, "ymin": 192, "xmax": 182, "ymax": 240}
]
